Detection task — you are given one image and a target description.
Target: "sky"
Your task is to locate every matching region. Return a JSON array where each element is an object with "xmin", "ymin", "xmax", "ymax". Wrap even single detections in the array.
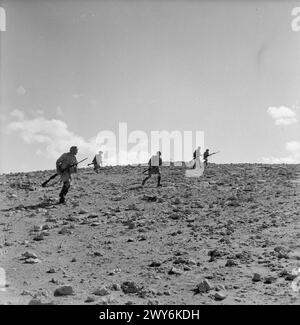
[{"xmin": 0, "ymin": 0, "xmax": 300, "ymax": 173}]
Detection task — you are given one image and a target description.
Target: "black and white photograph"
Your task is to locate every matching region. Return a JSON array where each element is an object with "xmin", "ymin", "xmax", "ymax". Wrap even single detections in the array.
[{"xmin": 0, "ymin": 0, "xmax": 300, "ymax": 308}]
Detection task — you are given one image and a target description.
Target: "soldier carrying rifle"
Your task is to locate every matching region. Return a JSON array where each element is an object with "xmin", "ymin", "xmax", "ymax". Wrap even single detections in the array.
[
  {"xmin": 203, "ymin": 149, "xmax": 219, "ymax": 167},
  {"xmin": 56, "ymin": 146, "xmax": 79, "ymax": 204}
]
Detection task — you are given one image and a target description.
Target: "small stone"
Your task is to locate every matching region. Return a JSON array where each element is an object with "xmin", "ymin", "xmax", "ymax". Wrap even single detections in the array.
[
  {"xmin": 24, "ymin": 258, "xmax": 41, "ymax": 264},
  {"xmin": 58, "ymin": 227, "xmax": 73, "ymax": 235},
  {"xmin": 22, "ymin": 251, "xmax": 38, "ymax": 259},
  {"xmin": 252, "ymin": 273, "xmax": 262, "ymax": 282},
  {"xmin": 28, "ymin": 299, "xmax": 54, "ymax": 305},
  {"xmin": 33, "ymin": 234, "xmax": 44, "ymax": 241},
  {"xmin": 121, "ymin": 281, "xmax": 141, "ymax": 294},
  {"xmin": 214, "ymin": 291, "xmax": 227, "ymax": 301},
  {"xmin": 85, "ymin": 296, "xmax": 95, "ymax": 303},
  {"xmin": 285, "ymin": 273, "xmax": 298, "ymax": 281},
  {"xmin": 54, "ymin": 286, "xmax": 74, "ymax": 296},
  {"xmin": 111, "ymin": 283, "xmax": 121, "ymax": 291},
  {"xmin": 93, "ymin": 286, "xmax": 110, "ymax": 296},
  {"xmin": 196, "ymin": 279, "xmax": 213, "ymax": 293},
  {"xmin": 215, "ymin": 284, "xmax": 226, "ymax": 291},
  {"xmin": 149, "ymin": 260, "xmax": 162, "ymax": 267},
  {"xmin": 264, "ymin": 276, "xmax": 276, "ymax": 284},
  {"xmin": 225, "ymin": 259, "xmax": 237, "ymax": 267},
  {"xmin": 183, "ymin": 265, "xmax": 192, "ymax": 271},
  {"xmin": 88, "ymin": 213, "xmax": 98, "ymax": 218},
  {"xmin": 168, "ymin": 267, "xmax": 183, "ymax": 275},
  {"xmin": 47, "ymin": 268, "xmax": 56, "ymax": 274}
]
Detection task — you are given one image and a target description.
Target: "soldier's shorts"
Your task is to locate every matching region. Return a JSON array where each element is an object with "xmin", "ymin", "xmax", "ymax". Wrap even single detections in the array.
[
  {"xmin": 58, "ymin": 171, "xmax": 72, "ymax": 186},
  {"xmin": 148, "ymin": 166, "xmax": 160, "ymax": 175}
]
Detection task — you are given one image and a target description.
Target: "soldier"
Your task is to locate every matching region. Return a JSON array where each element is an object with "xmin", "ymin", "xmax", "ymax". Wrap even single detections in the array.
[
  {"xmin": 203, "ymin": 149, "xmax": 210, "ymax": 167},
  {"xmin": 142, "ymin": 151, "xmax": 162, "ymax": 187},
  {"xmin": 92, "ymin": 151, "xmax": 103, "ymax": 173},
  {"xmin": 192, "ymin": 146, "xmax": 201, "ymax": 169},
  {"xmin": 56, "ymin": 146, "xmax": 78, "ymax": 204}
]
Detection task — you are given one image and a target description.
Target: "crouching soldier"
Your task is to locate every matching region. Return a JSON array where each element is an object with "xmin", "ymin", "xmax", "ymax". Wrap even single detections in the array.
[
  {"xmin": 56, "ymin": 146, "xmax": 78, "ymax": 204},
  {"xmin": 142, "ymin": 151, "xmax": 162, "ymax": 187}
]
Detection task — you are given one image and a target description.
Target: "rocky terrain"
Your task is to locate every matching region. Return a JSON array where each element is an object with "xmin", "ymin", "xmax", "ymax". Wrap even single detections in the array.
[{"xmin": 0, "ymin": 163, "xmax": 300, "ymax": 305}]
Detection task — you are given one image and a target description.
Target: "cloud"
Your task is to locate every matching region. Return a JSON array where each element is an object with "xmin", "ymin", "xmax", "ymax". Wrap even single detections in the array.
[
  {"xmin": 72, "ymin": 93, "xmax": 84, "ymax": 99},
  {"xmin": 17, "ymin": 86, "xmax": 26, "ymax": 96},
  {"xmin": 56, "ymin": 106, "xmax": 63, "ymax": 116},
  {"xmin": 7, "ymin": 115, "xmax": 98, "ymax": 159},
  {"xmin": 10, "ymin": 109, "xmax": 24, "ymax": 120},
  {"xmin": 262, "ymin": 141, "xmax": 300, "ymax": 164},
  {"xmin": 36, "ymin": 109, "xmax": 44, "ymax": 115},
  {"xmin": 7, "ymin": 113, "xmax": 154, "ymax": 166},
  {"xmin": 267, "ymin": 106, "xmax": 298, "ymax": 126}
]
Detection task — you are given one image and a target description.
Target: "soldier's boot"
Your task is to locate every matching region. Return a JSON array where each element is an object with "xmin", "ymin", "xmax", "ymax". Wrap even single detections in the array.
[
  {"xmin": 157, "ymin": 175, "xmax": 162, "ymax": 187},
  {"xmin": 59, "ymin": 183, "xmax": 70, "ymax": 204}
]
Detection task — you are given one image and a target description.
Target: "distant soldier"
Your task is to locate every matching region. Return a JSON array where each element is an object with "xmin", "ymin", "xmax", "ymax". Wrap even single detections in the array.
[
  {"xmin": 92, "ymin": 151, "xmax": 103, "ymax": 173},
  {"xmin": 203, "ymin": 149, "xmax": 210, "ymax": 167},
  {"xmin": 56, "ymin": 146, "xmax": 78, "ymax": 204},
  {"xmin": 142, "ymin": 151, "xmax": 162, "ymax": 187},
  {"xmin": 192, "ymin": 146, "xmax": 201, "ymax": 169}
]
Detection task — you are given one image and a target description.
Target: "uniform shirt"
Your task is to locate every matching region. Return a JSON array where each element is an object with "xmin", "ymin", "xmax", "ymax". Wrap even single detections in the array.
[
  {"xmin": 149, "ymin": 155, "xmax": 162, "ymax": 167},
  {"xmin": 204, "ymin": 151, "xmax": 209, "ymax": 159},
  {"xmin": 56, "ymin": 152, "xmax": 78, "ymax": 174},
  {"xmin": 95, "ymin": 153, "xmax": 102, "ymax": 165}
]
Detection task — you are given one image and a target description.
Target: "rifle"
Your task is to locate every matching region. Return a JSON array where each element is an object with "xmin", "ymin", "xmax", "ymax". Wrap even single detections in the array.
[
  {"xmin": 41, "ymin": 157, "xmax": 88, "ymax": 187},
  {"xmin": 207, "ymin": 151, "xmax": 220, "ymax": 157}
]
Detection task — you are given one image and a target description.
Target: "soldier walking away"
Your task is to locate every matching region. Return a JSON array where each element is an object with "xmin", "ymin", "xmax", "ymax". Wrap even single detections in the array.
[
  {"xmin": 56, "ymin": 146, "xmax": 78, "ymax": 204},
  {"xmin": 203, "ymin": 149, "xmax": 210, "ymax": 167},
  {"xmin": 91, "ymin": 151, "xmax": 103, "ymax": 173},
  {"xmin": 142, "ymin": 151, "xmax": 162, "ymax": 187}
]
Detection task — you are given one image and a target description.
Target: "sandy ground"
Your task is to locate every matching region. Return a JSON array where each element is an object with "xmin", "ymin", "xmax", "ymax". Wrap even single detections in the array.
[{"xmin": 0, "ymin": 163, "xmax": 300, "ymax": 305}]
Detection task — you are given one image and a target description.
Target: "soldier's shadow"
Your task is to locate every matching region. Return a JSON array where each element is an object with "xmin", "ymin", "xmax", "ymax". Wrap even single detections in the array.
[{"xmin": 1, "ymin": 201, "xmax": 58, "ymax": 212}]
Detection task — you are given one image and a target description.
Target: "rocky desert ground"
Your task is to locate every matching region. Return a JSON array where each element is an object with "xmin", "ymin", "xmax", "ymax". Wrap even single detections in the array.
[{"xmin": 0, "ymin": 163, "xmax": 300, "ymax": 305}]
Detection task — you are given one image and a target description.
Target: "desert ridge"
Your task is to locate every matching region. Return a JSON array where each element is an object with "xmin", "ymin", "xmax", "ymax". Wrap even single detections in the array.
[{"xmin": 0, "ymin": 163, "xmax": 300, "ymax": 304}]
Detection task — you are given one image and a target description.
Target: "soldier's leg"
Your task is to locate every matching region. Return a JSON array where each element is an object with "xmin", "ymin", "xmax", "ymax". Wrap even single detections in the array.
[
  {"xmin": 59, "ymin": 172, "xmax": 71, "ymax": 203},
  {"xmin": 157, "ymin": 173, "xmax": 162, "ymax": 187},
  {"xmin": 142, "ymin": 172, "xmax": 151, "ymax": 185}
]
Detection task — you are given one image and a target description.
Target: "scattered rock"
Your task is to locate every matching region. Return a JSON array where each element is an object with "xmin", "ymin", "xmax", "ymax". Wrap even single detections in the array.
[
  {"xmin": 225, "ymin": 259, "xmax": 237, "ymax": 267},
  {"xmin": 195, "ymin": 279, "xmax": 213, "ymax": 293},
  {"xmin": 121, "ymin": 281, "xmax": 141, "ymax": 294},
  {"xmin": 149, "ymin": 260, "xmax": 162, "ymax": 267},
  {"xmin": 24, "ymin": 258, "xmax": 41, "ymax": 264},
  {"xmin": 214, "ymin": 291, "xmax": 227, "ymax": 301},
  {"xmin": 54, "ymin": 286, "xmax": 74, "ymax": 297},
  {"xmin": 93, "ymin": 286, "xmax": 110, "ymax": 296},
  {"xmin": 21, "ymin": 251, "xmax": 38, "ymax": 259},
  {"xmin": 168, "ymin": 267, "xmax": 183, "ymax": 275},
  {"xmin": 252, "ymin": 273, "xmax": 262, "ymax": 282},
  {"xmin": 85, "ymin": 296, "xmax": 95, "ymax": 303},
  {"xmin": 111, "ymin": 283, "xmax": 121, "ymax": 291},
  {"xmin": 264, "ymin": 276, "xmax": 277, "ymax": 284}
]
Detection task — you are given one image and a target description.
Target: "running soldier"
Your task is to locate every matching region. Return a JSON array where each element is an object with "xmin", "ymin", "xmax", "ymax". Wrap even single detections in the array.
[
  {"xmin": 142, "ymin": 151, "xmax": 162, "ymax": 187},
  {"xmin": 203, "ymin": 149, "xmax": 210, "ymax": 167},
  {"xmin": 56, "ymin": 146, "xmax": 78, "ymax": 204}
]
